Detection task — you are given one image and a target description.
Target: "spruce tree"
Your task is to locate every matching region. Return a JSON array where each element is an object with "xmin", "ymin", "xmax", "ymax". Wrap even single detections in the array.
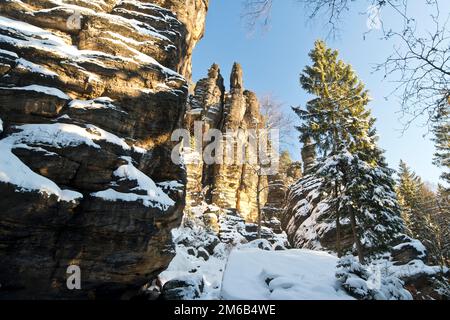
[
  {"xmin": 396, "ymin": 160, "xmax": 425, "ymax": 236},
  {"xmin": 397, "ymin": 161, "xmax": 450, "ymax": 266},
  {"xmin": 294, "ymin": 40, "xmax": 373, "ymax": 158},
  {"xmin": 295, "ymin": 40, "xmax": 405, "ymax": 262},
  {"xmin": 432, "ymin": 112, "xmax": 450, "ymax": 189}
]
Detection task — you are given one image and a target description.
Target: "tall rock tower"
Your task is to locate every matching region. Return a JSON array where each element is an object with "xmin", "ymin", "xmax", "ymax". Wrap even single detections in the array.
[
  {"xmin": 301, "ymin": 136, "xmax": 316, "ymax": 174},
  {"xmin": 184, "ymin": 63, "xmax": 269, "ymax": 222}
]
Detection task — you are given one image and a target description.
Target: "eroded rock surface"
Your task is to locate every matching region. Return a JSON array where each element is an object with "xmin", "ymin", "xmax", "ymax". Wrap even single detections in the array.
[
  {"xmin": 0, "ymin": 0, "xmax": 208, "ymax": 299},
  {"xmin": 184, "ymin": 63, "xmax": 269, "ymax": 222}
]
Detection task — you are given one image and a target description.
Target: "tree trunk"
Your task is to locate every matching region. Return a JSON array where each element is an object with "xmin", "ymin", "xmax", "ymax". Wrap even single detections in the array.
[
  {"xmin": 335, "ymin": 184, "xmax": 342, "ymax": 257},
  {"xmin": 257, "ymin": 174, "xmax": 262, "ymax": 239},
  {"xmin": 256, "ymin": 122, "xmax": 263, "ymax": 239},
  {"xmin": 336, "ymin": 213, "xmax": 342, "ymax": 257},
  {"xmin": 349, "ymin": 208, "xmax": 365, "ymax": 264},
  {"xmin": 331, "ymin": 112, "xmax": 342, "ymax": 257}
]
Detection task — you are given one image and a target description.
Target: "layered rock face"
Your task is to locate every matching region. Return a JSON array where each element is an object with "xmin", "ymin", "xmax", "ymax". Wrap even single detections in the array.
[
  {"xmin": 184, "ymin": 63, "xmax": 268, "ymax": 222},
  {"xmin": 262, "ymin": 152, "xmax": 302, "ymax": 232},
  {"xmin": 281, "ymin": 141, "xmax": 347, "ymax": 251},
  {"xmin": 0, "ymin": 0, "xmax": 208, "ymax": 299}
]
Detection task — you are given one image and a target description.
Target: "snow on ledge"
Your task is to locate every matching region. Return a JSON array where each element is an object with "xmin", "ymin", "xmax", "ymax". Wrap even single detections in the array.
[
  {"xmin": 16, "ymin": 58, "xmax": 58, "ymax": 78},
  {"xmin": 91, "ymin": 157, "xmax": 175, "ymax": 210},
  {"xmin": 0, "ymin": 85, "xmax": 70, "ymax": 100},
  {"xmin": 0, "ymin": 48, "xmax": 19, "ymax": 59},
  {"xmin": 0, "ymin": 16, "xmax": 184, "ymax": 80},
  {"xmin": 0, "ymin": 121, "xmax": 135, "ymax": 203},
  {"xmin": 393, "ymin": 239, "xmax": 427, "ymax": 258},
  {"xmin": 69, "ymin": 97, "xmax": 127, "ymax": 113},
  {"xmin": 389, "ymin": 259, "xmax": 448, "ymax": 279},
  {"xmin": 0, "ymin": 140, "xmax": 82, "ymax": 203},
  {"xmin": 8, "ymin": 123, "xmax": 131, "ymax": 150},
  {"xmin": 91, "ymin": 188, "xmax": 172, "ymax": 210}
]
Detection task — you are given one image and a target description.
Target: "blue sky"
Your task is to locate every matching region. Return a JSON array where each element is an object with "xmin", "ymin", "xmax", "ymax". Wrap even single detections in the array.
[{"xmin": 192, "ymin": 0, "xmax": 449, "ymax": 184}]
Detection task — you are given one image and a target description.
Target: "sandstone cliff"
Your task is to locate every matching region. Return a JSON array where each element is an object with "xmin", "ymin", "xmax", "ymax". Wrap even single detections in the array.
[
  {"xmin": 0, "ymin": 0, "xmax": 208, "ymax": 299},
  {"xmin": 184, "ymin": 63, "xmax": 268, "ymax": 222}
]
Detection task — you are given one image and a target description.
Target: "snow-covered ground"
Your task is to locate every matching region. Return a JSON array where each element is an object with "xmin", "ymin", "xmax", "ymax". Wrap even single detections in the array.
[
  {"xmin": 158, "ymin": 212, "xmax": 234, "ymax": 300},
  {"xmin": 158, "ymin": 204, "xmax": 292, "ymax": 300},
  {"xmin": 158, "ymin": 204, "xmax": 449, "ymax": 300},
  {"xmin": 158, "ymin": 203, "xmax": 353, "ymax": 300},
  {"xmin": 159, "ymin": 232, "xmax": 229, "ymax": 300},
  {"xmin": 221, "ymin": 248, "xmax": 353, "ymax": 300}
]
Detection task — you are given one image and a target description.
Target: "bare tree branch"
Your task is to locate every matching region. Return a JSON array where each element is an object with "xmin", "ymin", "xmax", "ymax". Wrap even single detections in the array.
[
  {"xmin": 242, "ymin": 0, "xmax": 273, "ymax": 32},
  {"xmin": 259, "ymin": 94, "xmax": 296, "ymax": 148},
  {"xmin": 242, "ymin": 0, "xmax": 450, "ymax": 126}
]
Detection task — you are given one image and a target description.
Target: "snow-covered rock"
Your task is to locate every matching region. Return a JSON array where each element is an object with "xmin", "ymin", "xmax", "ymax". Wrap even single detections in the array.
[
  {"xmin": 91, "ymin": 156, "xmax": 175, "ymax": 210},
  {"xmin": 0, "ymin": 0, "xmax": 208, "ymax": 299},
  {"xmin": 0, "ymin": 139, "xmax": 82, "ymax": 203}
]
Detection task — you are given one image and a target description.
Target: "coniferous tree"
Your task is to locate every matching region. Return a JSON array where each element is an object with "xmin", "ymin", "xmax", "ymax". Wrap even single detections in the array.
[
  {"xmin": 294, "ymin": 40, "xmax": 405, "ymax": 262},
  {"xmin": 432, "ymin": 112, "xmax": 450, "ymax": 189},
  {"xmin": 396, "ymin": 161, "xmax": 450, "ymax": 267},
  {"xmin": 434, "ymin": 186, "xmax": 450, "ymax": 266},
  {"xmin": 294, "ymin": 40, "xmax": 374, "ymax": 158},
  {"xmin": 396, "ymin": 160, "xmax": 426, "ymax": 237}
]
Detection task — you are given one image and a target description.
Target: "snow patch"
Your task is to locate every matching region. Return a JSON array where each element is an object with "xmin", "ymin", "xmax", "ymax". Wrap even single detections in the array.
[
  {"xmin": 16, "ymin": 58, "xmax": 58, "ymax": 77},
  {"xmin": 0, "ymin": 85, "xmax": 69, "ymax": 100},
  {"xmin": 91, "ymin": 157, "xmax": 174, "ymax": 210},
  {"xmin": 0, "ymin": 140, "xmax": 82, "ymax": 203},
  {"xmin": 69, "ymin": 97, "xmax": 127, "ymax": 113},
  {"xmin": 7, "ymin": 123, "xmax": 130, "ymax": 150}
]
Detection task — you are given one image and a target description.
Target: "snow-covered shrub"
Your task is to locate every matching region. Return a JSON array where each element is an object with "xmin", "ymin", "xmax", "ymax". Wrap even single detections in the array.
[
  {"xmin": 239, "ymin": 239, "xmax": 273, "ymax": 251},
  {"xmin": 370, "ymin": 269, "xmax": 412, "ymax": 300},
  {"xmin": 432, "ymin": 274, "xmax": 450, "ymax": 298},
  {"xmin": 161, "ymin": 275, "xmax": 205, "ymax": 300},
  {"xmin": 336, "ymin": 255, "xmax": 372, "ymax": 299},
  {"xmin": 336, "ymin": 255, "xmax": 413, "ymax": 300}
]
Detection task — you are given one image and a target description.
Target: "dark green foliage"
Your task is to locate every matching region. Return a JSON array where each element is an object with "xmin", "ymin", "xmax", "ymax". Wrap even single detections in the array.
[
  {"xmin": 296, "ymin": 40, "xmax": 405, "ymax": 261},
  {"xmin": 396, "ymin": 161, "xmax": 450, "ymax": 267},
  {"xmin": 432, "ymin": 111, "xmax": 450, "ymax": 188}
]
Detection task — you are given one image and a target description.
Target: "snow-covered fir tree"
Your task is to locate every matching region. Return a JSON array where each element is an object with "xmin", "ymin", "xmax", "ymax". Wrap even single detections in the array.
[{"xmin": 293, "ymin": 40, "xmax": 405, "ymax": 262}]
